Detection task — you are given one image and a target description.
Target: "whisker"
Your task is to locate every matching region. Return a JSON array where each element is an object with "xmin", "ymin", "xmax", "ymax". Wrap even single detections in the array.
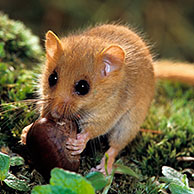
[
  {"xmin": 0, "ymin": 106, "xmax": 37, "ymax": 132},
  {"xmin": 0, "ymin": 97, "xmax": 53, "ymax": 133},
  {"xmin": 64, "ymin": 103, "xmax": 68, "ymax": 117},
  {"xmin": 0, "ymin": 99, "xmax": 39, "ymax": 106},
  {"xmin": 69, "ymin": 108, "xmax": 81, "ymax": 132},
  {"xmin": 0, "ymin": 98, "xmax": 50, "ymax": 114},
  {"xmin": 42, "ymin": 97, "xmax": 56, "ymax": 119},
  {"xmin": 1, "ymin": 97, "xmax": 53, "ymax": 105},
  {"xmin": 77, "ymin": 108, "xmax": 99, "ymax": 127}
]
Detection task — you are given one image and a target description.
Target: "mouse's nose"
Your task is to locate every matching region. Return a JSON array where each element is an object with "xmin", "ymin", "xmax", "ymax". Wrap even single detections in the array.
[{"xmin": 50, "ymin": 96, "xmax": 73, "ymax": 120}]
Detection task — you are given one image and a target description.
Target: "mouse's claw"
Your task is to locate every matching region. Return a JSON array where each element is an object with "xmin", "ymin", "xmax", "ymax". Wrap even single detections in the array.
[
  {"xmin": 91, "ymin": 156, "xmax": 114, "ymax": 176},
  {"xmin": 66, "ymin": 132, "xmax": 89, "ymax": 155},
  {"xmin": 91, "ymin": 146, "xmax": 119, "ymax": 175}
]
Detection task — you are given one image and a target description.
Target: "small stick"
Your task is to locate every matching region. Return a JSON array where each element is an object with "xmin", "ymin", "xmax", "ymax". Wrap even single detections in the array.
[{"xmin": 140, "ymin": 128, "xmax": 162, "ymax": 134}]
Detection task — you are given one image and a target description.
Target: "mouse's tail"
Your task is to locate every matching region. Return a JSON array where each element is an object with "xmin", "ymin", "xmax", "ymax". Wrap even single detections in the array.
[{"xmin": 154, "ymin": 60, "xmax": 194, "ymax": 85}]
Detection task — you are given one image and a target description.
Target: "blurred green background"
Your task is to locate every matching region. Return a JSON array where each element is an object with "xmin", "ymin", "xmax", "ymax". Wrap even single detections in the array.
[{"xmin": 0, "ymin": 0, "xmax": 194, "ymax": 62}]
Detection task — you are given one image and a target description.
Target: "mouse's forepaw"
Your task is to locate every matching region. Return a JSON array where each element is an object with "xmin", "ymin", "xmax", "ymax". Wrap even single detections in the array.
[
  {"xmin": 20, "ymin": 123, "xmax": 33, "ymax": 144},
  {"xmin": 66, "ymin": 132, "xmax": 89, "ymax": 155}
]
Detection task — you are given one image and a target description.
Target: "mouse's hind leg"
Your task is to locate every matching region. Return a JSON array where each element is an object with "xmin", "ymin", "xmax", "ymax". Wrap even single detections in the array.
[{"xmin": 92, "ymin": 107, "xmax": 143, "ymax": 175}]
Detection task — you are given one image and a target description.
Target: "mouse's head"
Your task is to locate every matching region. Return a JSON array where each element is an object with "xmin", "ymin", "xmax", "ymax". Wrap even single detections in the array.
[{"xmin": 39, "ymin": 31, "xmax": 125, "ymax": 121}]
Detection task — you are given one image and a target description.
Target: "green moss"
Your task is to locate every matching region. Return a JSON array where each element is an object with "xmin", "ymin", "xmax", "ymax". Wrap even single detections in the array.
[
  {"xmin": 0, "ymin": 12, "xmax": 43, "ymax": 144},
  {"xmin": 103, "ymin": 81, "xmax": 194, "ymax": 193},
  {"xmin": 0, "ymin": 12, "xmax": 43, "ymax": 66},
  {"xmin": 0, "ymin": 62, "xmax": 38, "ymax": 141},
  {"xmin": 132, "ymin": 81, "xmax": 194, "ymax": 178}
]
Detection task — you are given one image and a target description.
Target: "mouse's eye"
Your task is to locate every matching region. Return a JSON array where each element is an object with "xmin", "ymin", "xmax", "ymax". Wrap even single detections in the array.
[
  {"xmin": 48, "ymin": 71, "xmax": 58, "ymax": 87},
  {"xmin": 74, "ymin": 80, "xmax": 90, "ymax": 96}
]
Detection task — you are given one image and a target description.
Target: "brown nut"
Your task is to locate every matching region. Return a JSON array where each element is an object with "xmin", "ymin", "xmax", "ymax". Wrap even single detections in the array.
[{"xmin": 26, "ymin": 118, "xmax": 80, "ymax": 180}]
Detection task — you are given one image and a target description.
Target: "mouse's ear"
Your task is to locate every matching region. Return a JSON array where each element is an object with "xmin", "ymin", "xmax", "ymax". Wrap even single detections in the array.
[
  {"xmin": 100, "ymin": 45, "xmax": 125, "ymax": 77},
  {"xmin": 45, "ymin": 31, "xmax": 63, "ymax": 60}
]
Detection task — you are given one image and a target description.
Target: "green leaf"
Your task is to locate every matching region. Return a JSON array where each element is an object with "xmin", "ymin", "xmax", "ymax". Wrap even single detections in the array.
[
  {"xmin": 50, "ymin": 168, "xmax": 95, "ymax": 194},
  {"xmin": 169, "ymin": 183, "xmax": 194, "ymax": 194},
  {"xmin": 102, "ymin": 175, "xmax": 114, "ymax": 194},
  {"xmin": 31, "ymin": 185, "xmax": 77, "ymax": 194},
  {"xmin": 85, "ymin": 171, "xmax": 108, "ymax": 191},
  {"xmin": 104, "ymin": 153, "xmax": 109, "ymax": 176},
  {"xmin": 4, "ymin": 172, "xmax": 30, "ymax": 191},
  {"xmin": 113, "ymin": 163, "xmax": 139, "ymax": 179},
  {"xmin": 182, "ymin": 174, "xmax": 189, "ymax": 187},
  {"xmin": 162, "ymin": 166, "xmax": 188, "ymax": 186},
  {"xmin": 10, "ymin": 156, "xmax": 24, "ymax": 166},
  {"xmin": 0, "ymin": 42, "xmax": 5, "ymax": 58},
  {"xmin": 0, "ymin": 152, "xmax": 10, "ymax": 181}
]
